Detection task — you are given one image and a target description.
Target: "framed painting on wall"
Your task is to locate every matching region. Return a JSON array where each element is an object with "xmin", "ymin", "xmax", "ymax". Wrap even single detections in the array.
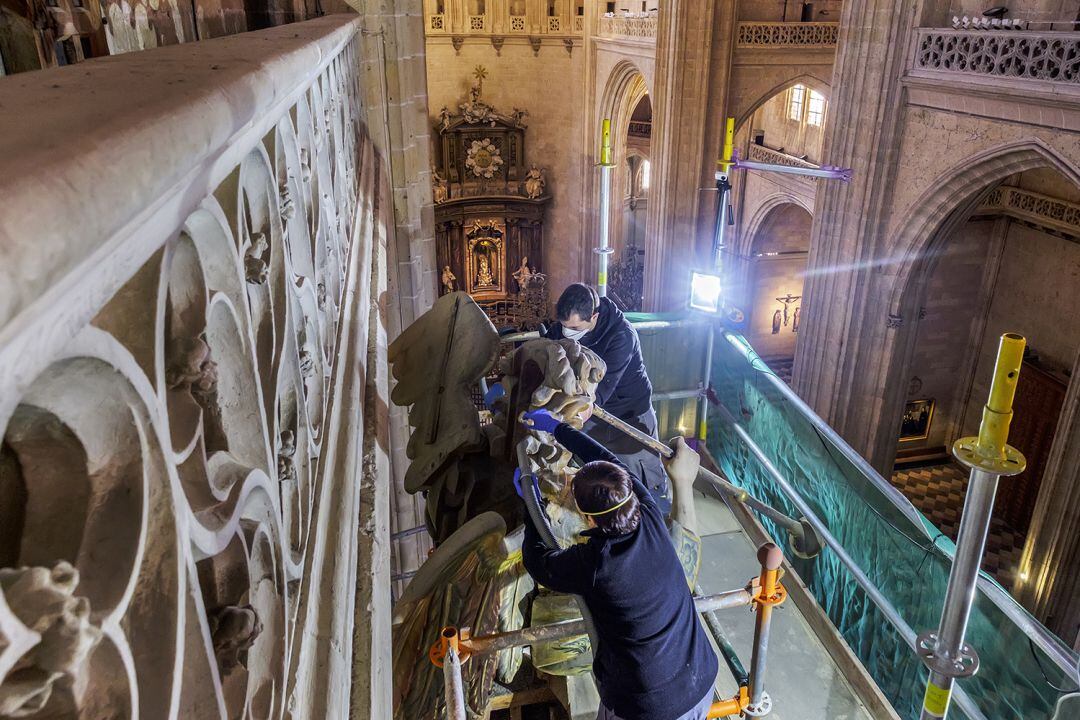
[{"xmin": 900, "ymin": 399, "xmax": 935, "ymax": 442}]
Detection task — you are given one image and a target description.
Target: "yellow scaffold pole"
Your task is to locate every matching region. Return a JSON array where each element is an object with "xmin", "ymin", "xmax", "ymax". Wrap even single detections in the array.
[
  {"xmin": 918, "ymin": 333, "xmax": 1028, "ymax": 720},
  {"xmin": 596, "ymin": 118, "xmax": 616, "ymax": 297}
]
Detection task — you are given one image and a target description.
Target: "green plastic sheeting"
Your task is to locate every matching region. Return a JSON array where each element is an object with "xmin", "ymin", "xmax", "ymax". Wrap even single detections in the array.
[
  {"xmin": 626, "ymin": 315, "xmax": 1078, "ymax": 720},
  {"xmin": 702, "ymin": 333, "xmax": 1076, "ymax": 719}
]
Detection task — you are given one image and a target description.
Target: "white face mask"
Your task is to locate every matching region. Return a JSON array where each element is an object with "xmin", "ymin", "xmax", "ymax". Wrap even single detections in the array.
[{"xmin": 562, "ymin": 326, "xmax": 588, "ymax": 341}]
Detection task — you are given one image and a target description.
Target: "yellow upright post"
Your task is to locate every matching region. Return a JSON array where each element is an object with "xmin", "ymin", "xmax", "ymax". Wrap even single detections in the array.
[
  {"xmin": 918, "ymin": 334, "xmax": 1028, "ymax": 720},
  {"xmin": 597, "ymin": 119, "xmax": 616, "ymax": 297}
]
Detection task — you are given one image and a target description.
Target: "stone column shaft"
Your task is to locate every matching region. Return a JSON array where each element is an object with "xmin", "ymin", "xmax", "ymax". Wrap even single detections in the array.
[{"xmin": 790, "ymin": 0, "xmax": 916, "ymax": 468}]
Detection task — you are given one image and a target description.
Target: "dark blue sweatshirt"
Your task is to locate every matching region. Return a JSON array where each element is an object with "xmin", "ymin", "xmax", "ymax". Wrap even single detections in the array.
[
  {"xmin": 543, "ymin": 297, "xmax": 653, "ymax": 420},
  {"xmin": 521, "ymin": 423, "xmax": 718, "ymax": 720}
]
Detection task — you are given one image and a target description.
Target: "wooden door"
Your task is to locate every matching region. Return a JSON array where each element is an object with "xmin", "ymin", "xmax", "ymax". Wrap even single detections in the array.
[{"xmin": 996, "ymin": 361, "xmax": 1067, "ymax": 533}]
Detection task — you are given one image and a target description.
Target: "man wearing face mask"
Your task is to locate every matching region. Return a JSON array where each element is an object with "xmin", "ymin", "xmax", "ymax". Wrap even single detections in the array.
[{"xmin": 544, "ymin": 283, "xmax": 671, "ymax": 513}]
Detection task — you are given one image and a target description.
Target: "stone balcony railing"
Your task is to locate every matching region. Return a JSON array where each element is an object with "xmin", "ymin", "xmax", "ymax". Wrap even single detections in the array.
[
  {"xmin": 975, "ymin": 186, "xmax": 1080, "ymax": 236},
  {"xmin": 913, "ymin": 28, "xmax": 1080, "ymax": 85},
  {"xmin": 598, "ymin": 14, "xmax": 658, "ymax": 41},
  {"xmin": 426, "ymin": 9, "xmax": 583, "ymax": 36},
  {"xmin": 748, "ymin": 144, "xmax": 820, "ymax": 179},
  {"xmin": 736, "ymin": 22, "xmax": 839, "ymax": 47},
  {"xmin": 0, "ymin": 16, "xmax": 392, "ymax": 720}
]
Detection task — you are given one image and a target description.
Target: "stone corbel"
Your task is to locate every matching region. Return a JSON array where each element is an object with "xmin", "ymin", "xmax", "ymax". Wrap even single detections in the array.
[
  {"xmin": 451, "ymin": 36, "xmax": 464, "ymax": 55},
  {"xmin": 491, "ymin": 36, "xmax": 504, "ymax": 56},
  {"xmin": 563, "ymin": 38, "xmax": 574, "ymax": 57},
  {"xmin": 529, "ymin": 36, "xmax": 541, "ymax": 56}
]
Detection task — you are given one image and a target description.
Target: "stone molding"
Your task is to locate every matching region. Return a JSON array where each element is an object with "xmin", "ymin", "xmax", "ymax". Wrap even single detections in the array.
[
  {"xmin": 598, "ymin": 15, "xmax": 658, "ymax": 40},
  {"xmin": 425, "ymin": 1, "xmax": 583, "ymax": 38},
  {"xmin": 747, "ymin": 144, "xmax": 820, "ymax": 181},
  {"xmin": 915, "ymin": 28, "xmax": 1080, "ymax": 85},
  {"xmin": 0, "ymin": 16, "xmax": 392, "ymax": 719},
  {"xmin": 975, "ymin": 186, "xmax": 1080, "ymax": 239},
  {"xmin": 736, "ymin": 21, "xmax": 839, "ymax": 47}
]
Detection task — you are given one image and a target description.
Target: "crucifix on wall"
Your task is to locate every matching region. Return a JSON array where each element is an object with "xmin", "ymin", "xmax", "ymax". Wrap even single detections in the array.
[{"xmin": 775, "ymin": 293, "xmax": 801, "ymax": 327}]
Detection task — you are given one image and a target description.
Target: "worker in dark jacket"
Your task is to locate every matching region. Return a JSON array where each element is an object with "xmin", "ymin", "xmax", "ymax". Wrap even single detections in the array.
[
  {"xmin": 519, "ymin": 408, "xmax": 718, "ymax": 720},
  {"xmin": 543, "ymin": 283, "xmax": 670, "ymax": 512}
]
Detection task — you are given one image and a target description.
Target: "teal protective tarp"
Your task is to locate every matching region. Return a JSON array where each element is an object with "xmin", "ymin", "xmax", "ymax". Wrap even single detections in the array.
[
  {"xmin": 627, "ymin": 315, "xmax": 1077, "ymax": 720},
  {"xmin": 701, "ymin": 333, "xmax": 1076, "ymax": 719}
]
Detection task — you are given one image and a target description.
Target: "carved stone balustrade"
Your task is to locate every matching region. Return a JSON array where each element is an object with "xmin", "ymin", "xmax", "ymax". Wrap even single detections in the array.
[
  {"xmin": 735, "ymin": 22, "xmax": 839, "ymax": 48},
  {"xmin": 914, "ymin": 28, "xmax": 1080, "ymax": 85},
  {"xmin": 974, "ymin": 185, "xmax": 1080, "ymax": 239},
  {"xmin": 598, "ymin": 14, "xmax": 658, "ymax": 41},
  {"xmin": 747, "ymin": 144, "xmax": 821, "ymax": 182},
  {"xmin": 424, "ymin": 0, "xmax": 583, "ymax": 38},
  {"xmin": 0, "ymin": 15, "xmax": 393, "ymax": 720}
]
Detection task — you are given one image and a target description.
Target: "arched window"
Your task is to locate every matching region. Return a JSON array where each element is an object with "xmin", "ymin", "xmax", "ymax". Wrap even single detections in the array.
[
  {"xmin": 807, "ymin": 90, "xmax": 827, "ymax": 126},
  {"xmin": 788, "ymin": 85, "xmax": 806, "ymax": 122},
  {"xmin": 640, "ymin": 159, "xmax": 650, "ymax": 191}
]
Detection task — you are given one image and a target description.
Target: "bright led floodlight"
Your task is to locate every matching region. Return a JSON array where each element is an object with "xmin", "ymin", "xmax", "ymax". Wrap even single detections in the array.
[{"xmin": 689, "ymin": 271, "xmax": 724, "ymax": 314}]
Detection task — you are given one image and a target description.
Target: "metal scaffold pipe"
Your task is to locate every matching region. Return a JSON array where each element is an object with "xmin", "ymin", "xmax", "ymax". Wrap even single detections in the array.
[
  {"xmin": 596, "ymin": 118, "xmax": 616, "ymax": 297},
  {"xmin": 918, "ymin": 334, "xmax": 1027, "ymax": 720},
  {"xmin": 709, "ymin": 400, "xmax": 989, "ymax": 720},
  {"xmin": 589, "ymin": 405, "xmax": 822, "ymax": 557},
  {"xmin": 457, "ymin": 588, "xmax": 753, "ymax": 657}
]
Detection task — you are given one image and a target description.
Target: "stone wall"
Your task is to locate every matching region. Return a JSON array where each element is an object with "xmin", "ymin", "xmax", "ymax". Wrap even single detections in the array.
[
  {"xmin": 964, "ymin": 222, "xmax": 1080, "ymax": 430},
  {"xmin": 745, "ymin": 204, "xmax": 811, "ymax": 357},
  {"xmin": 426, "ymin": 37, "xmax": 587, "ymax": 297},
  {"xmin": 903, "ymin": 219, "xmax": 994, "ymax": 450}
]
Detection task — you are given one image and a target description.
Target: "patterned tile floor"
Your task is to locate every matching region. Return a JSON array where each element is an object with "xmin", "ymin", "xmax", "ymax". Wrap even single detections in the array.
[
  {"xmin": 890, "ymin": 462, "xmax": 1026, "ymax": 587},
  {"xmin": 761, "ymin": 355, "xmax": 795, "ymax": 384}
]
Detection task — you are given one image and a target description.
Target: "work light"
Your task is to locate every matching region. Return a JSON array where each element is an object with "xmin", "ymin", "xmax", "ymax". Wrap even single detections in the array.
[{"xmin": 689, "ymin": 271, "xmax": 724, "ymax": 314}]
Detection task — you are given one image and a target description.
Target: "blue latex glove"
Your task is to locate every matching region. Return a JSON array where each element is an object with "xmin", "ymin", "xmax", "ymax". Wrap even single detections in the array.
[
  {"xmin": 522, "ymin": 408, "xmax": 561, "ymax": 434},
  {"xmin": 512, "ymin": 468, "xmax": 524, "ymax": 498},
  {"xmin": 484, "ymin": 382, "xmax": 505, "ymax": 409}
]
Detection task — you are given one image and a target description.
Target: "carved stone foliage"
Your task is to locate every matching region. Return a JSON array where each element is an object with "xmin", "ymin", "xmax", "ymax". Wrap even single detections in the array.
[
  {"xmin": 598, "ymin": 15, "xmax": 658, "ymax": 40},
  {"xmin": 916, "ymin": 29, "xmax": 1080, "ymax": 84},
  {"xmin": 0, "ymin": 35, "xmax": 365, "ymax": 719},
  {"xmin": 977, "ymin": 186, "xmax": 1080, "ymax": 240},
  {"xmin": 736, "ymin": 21, "xmax": 839, "ymax": 47}
]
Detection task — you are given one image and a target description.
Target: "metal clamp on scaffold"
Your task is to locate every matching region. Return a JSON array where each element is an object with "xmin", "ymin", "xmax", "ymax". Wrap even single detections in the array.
[{"xmin": 429, "ymin": 626, "xmax": 471, "ymax": 668}]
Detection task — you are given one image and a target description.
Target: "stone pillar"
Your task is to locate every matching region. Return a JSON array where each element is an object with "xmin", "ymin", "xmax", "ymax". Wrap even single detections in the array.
[
  {"xmin": 642, "ymin": 0, "xmax": 721, "ymax": 311},
  {"xmin": 1015, "ymin": 349, "xmax": 1080, "ymax": 648},
  {"xmin": 348, "ymin": 3, "xmax": 437, "ymax": 715},
  {"xmin": 789, "ymin": 0, "xmax": 917, "ymax": 469}
]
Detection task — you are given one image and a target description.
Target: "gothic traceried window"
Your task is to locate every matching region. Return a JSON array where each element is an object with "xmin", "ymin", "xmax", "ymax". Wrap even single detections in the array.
[
  {"xmin": 807, "ymin": 90, "xmax": 827, "ymax": 126},
  {"xmin": 788, "ymin": 85, "xmax": 806, "ymax": 122}
]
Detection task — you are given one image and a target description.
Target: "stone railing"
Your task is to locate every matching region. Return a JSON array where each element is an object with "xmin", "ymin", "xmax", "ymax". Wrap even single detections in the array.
[
  {"xmin": 598, "ymin": 14, "xmax": 659, "ymax": 40},
  {"xmin": 748, "ymin": 144, "xmax": 820, "ymax": 176},
  {"xmin": 977, "ymin": 186, "xmax": 1080, "ymax": 235},
  {"xmin": 423, "ymin": 1, "xmax": 583, "ymax": 37},
  {"xmin": 0, "ymin": 16, "xmax": 392, "ymax": 720},
  {"xmin": 914, "ymin": 28, "xmax": 1080, "ymax": 84},
  {"xmin": 736, "ymin": 21, "xmax": 839, "ymax": 47}
]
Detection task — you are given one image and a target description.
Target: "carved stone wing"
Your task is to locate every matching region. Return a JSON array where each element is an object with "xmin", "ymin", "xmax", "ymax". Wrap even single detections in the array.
[{"xmin": 388, "ymin": 292, "xmax": 500, "ymax": 494}]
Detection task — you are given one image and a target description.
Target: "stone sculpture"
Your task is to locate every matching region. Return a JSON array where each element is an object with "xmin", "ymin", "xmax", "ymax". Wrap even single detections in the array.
[
  {"xmin": 279, "ymin": 182, "xmax": 296, "ymax": 223},
  {"xmin": 245, "ymin": 233, "xmax": 270, "ymax": 285},
  {"xmin": 166, "ymin": 336, "xmax": 218, "ymax": 394},
  {"xmin": 208, "ymin": 604, "xmax": 262, "ymax": 673},
  {"xmin": 0, "ymin": 562, "xmax": 102, "ymax": 717},
  {"xmin": 523, "ymin": 164, "xmax": 545, "ymax": 199},
  {"xmin": 441, "ymin": 265, "xmax": 456, "ymax": 294},
  {"xmin": 512, "ymin": 256, "xmax": 532, "ymax": 290},
  {"xmin": 278, "ymin": 430, "xmax": 297, "ymax": 483},
  {"xmin": 476, "ymin": 257, "xmax": 494, "ymax": 287},
  {"xmin": 432, "ymin": 168, "xmax": 448, "ymax": 204},
  {"xmin": 389, "ymin": 293, "xmax": 608, "ymax": 718}
]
